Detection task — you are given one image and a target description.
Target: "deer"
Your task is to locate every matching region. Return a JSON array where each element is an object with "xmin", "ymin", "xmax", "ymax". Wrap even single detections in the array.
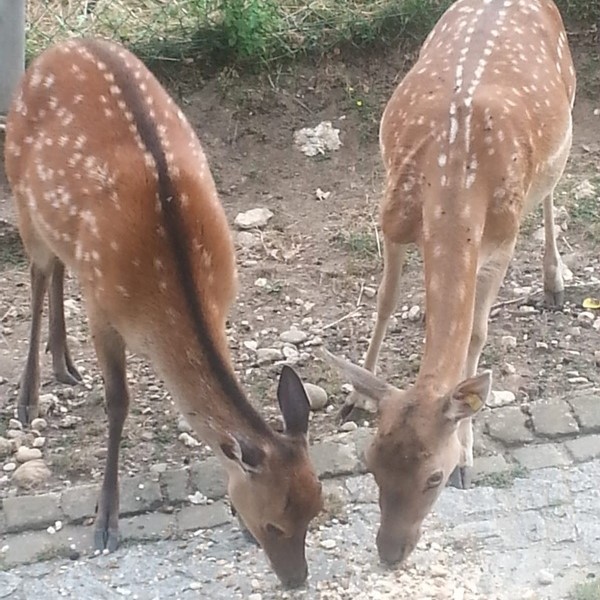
[
  {"xmin": 3, "ymin": 38, "xmax": 323, "ymax": 588},
  {"xmin": 325, "ymin": 0, "xmax": 575, "ymax": 566}
]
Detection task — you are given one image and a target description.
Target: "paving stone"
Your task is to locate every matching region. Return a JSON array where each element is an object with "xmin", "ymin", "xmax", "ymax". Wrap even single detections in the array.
[
  {"xmin": 309, "ymin": 441, "xmax": 359, "ymax": 478},
  {"xmin": 344, "ymin": 474, "xmax": 378, "ymax": 504},
  {"xmin": 512, "ymin": 444, "xmax": 571, "ymax": 470},
  {"xmin": 349, "ymin": 428, "xmax": 373, "ymax": 473},
  {"xmin": 472, "ymin": 454, "xmax": 510, "ymax": 482},
  {"xmin": 487, "ymin": 407, "xmax": 534, "ymax": 445},
  {"xmin": 60, "ymin": 484, "xmax": 100, "ymax": 521},
  {"xmin": 3, "ymin": 493, "xmax": 62, "ymax": 532},
  {"xmin": 160, "ymin": 468, "xmax": 190, "ymax": 504},
  {"xmin": 530, "ymin": 399, "xmax": 579, "ymax": 437},
  {"xmin": 119, "ymin": 476, "xmax": 162, "ymax": 515},
  {"xmin": 0, "ymin": 525, "xmax": 94, "ymax": 568},
  {"xmin": 565, "ymin": 435, "xmax": 600, "ymax": 462},
  {"xmin": 119, "ymin": 512, "xmax": 176, "ymax": 542},
  {"xmin": 189, "ymin": 457, "xmax": 227, "ymax": 499},
  {"xmin": 569, "ymin": 394, "xmax": 600, "ymax": 432},
  {"xmin": 176, "ymin": 501, "xmax": 231, "ymax": 532}
]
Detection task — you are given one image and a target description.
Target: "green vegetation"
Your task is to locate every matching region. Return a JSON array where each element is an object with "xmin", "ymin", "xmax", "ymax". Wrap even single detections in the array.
[
  {"xmin": 475, "ymin": 466, "xmax": 529, "ymax": 489},
  {"xmin": 333, "ymin": 229, "xmax": 379, "ymax": 259},
  {"xmin": 571, "ymin": 580, "xmax": 600, "ymax": 600}
]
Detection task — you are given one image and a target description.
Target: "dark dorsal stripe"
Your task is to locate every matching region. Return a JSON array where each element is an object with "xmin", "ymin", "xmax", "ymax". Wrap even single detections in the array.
[{"xmin": 84, "ymin": 39, "xmax": 273, "ymax": 439}]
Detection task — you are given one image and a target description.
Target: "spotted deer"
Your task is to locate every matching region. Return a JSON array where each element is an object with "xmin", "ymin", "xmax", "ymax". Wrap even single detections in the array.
[
  {"xmin": 4, "ymin": 38, "xmax": 322, "ymax": 588},
  {"xmin": 325, "ymin": 0, "xmax": 575, "ymax": 565}
]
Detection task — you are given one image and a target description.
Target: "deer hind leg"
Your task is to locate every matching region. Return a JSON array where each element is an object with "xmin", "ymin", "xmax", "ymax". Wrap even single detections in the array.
[
  {"xmin": 340, "ymin": 240, "xmax": 407, "ymax": 420},
  {"xmin": 542, "ymin": 191, "xmax": 565, "ymax": 307},
  {"xmin": 448, "ymin": 245, "xmax": 515, "ymax": 490},
  {"xmin": 90, "ymin": 314, "xmax": 129, "ymax": 552},
  {"xmin": 17, "ymin": 261, "xmax": 52, "ymax": 425},
  {"xmin": 47, "ymin": 260, "xmax": 82, "ymax": 385}
]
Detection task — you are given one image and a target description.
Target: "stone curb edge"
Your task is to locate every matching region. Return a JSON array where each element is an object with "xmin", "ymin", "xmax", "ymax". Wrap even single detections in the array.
[{"xmin": 2, "ymin": 428, "xmax": 600, "ymax": 568}]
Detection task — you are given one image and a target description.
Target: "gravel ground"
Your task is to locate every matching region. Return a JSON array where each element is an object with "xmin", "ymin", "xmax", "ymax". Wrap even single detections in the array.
[{"xmin": 2, "ymin": 460, "xmax": 600, "ymax": 600}]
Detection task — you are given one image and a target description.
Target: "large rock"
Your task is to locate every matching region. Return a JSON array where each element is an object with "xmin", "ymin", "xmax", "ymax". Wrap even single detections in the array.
[
  {"xmin": 304, "ymin": 383, "xmax": 328, "ymax": 411},
  {"xmin": 234, "ymin": 208, "xmax": 274, "ymax": 230},
  {"xmin": 11, "ymin": 459, "xmax": 51, "ymax": 490},
  {"xmin": 16, "ymin": 446, "xmax": 43, "ymax": 463}
]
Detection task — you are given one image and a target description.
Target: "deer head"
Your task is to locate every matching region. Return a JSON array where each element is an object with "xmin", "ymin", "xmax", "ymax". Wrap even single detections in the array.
[
  {"xmin": 217, "ymin": 366, "xmax": 322, "ymax": 587},
  {"xmin": 324, "ymin": 350, "xmax": 490, "ymax": 565}
]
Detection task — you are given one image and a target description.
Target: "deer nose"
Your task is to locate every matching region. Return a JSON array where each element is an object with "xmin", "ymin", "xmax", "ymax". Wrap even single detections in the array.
[
  {"xmin": 376, "ymin": 530, "xmax": 414, "ymax": 567},
  {"xmin": 281, "ymin": 563, "xmax": 308, "ymax": 589}
]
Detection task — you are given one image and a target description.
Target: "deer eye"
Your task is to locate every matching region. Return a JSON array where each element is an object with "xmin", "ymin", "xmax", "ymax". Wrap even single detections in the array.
[
  {"xmin": 426, "ymin": 470, "xmax": 444, "ymax": 489},
  {"xmin": 265, "ymin": 523, "xmax": 286, "ymax": 538}
]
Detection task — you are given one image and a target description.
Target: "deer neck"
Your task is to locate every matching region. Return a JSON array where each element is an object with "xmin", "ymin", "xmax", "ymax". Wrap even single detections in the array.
[
  {"xmin": 416, "ymin": 186, "xmax": 485, "ymax": 394},
  {"xmin": 140, "ymin": 315, "xmax": 274, "ymax": 450}
]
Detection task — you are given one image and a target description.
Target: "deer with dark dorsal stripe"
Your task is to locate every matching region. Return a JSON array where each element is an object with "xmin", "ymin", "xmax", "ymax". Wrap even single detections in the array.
[
  {"xmin": 4, "ymin": 38, "xmax": 322, "ymax": 588},
  {"xmin": 326, "ymin": 0, "xmax": 575, "ymax": 566}
]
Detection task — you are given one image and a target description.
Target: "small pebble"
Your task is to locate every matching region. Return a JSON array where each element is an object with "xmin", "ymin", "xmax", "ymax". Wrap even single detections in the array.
[
  {"xmin": 16, "ymin": 446, "xmax": 42, "ymax": 463},
  {"xmin": 304, "ymin": 383, "xmax": 328, "ymax": 411},
  {"xmin": 178, "ymin": 432, "xmax": 200, "ymax": 448},
  {"xmin": 341, "ymin": 421, "xmax": 358, "ymax": 432},
  {"xmin": 320, "ymin": 539, "xmax": 337, "ymax": 550},
  {"xmin": 8, "ymin": 419, "xmax": 22, "ymax": 431},
  {"xmin": 30, "ymin": 418, "xmax": 48, "ymax": 431},
  {"xmin": 32, "ymin": 437, "xmax": 46, "ymax": 449},
  {"xmin": 3, "ymin": 462, "xmax": 17, "ymax": 472}
]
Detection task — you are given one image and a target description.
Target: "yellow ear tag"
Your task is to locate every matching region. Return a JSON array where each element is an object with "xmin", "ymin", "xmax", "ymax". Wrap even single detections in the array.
[{"xmin": 465, "ymin": 393, "xmax": 483, "ymax": 411}]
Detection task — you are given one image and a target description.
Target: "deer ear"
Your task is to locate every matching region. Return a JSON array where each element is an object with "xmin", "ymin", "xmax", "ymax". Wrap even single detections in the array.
[
  {"xmin": 220, "ymin": 433, "xmax": 265, "ymax": 474},
  {"xmin": 444, "ymin": 370, "xmax": 492, "ymax": 422},
  {"xmin": 322, "ymin": 348, "xmax": 392, "ymax": 402},
  {"xmin": 277, "ymin": 365, "xmax": 310, "ymax": 436}
]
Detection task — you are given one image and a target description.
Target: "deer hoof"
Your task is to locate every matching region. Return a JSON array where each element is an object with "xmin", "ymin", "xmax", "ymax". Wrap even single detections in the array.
[
  {"xmin": 94, "ymin": 527, "xmax": 119, "ymax": 553},
  {"xmin": 447, "ymin": 465, "xmax": 472, "ymax": 490},
  {"xmin": 544, "ymin": 288, "xmax": 564, "ymax": 308}
]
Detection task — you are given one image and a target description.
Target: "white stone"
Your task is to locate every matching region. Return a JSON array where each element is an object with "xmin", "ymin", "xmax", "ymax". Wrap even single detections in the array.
[
  {"xmin": 500, "ymin": 335, "xmax": 517, "ymax": 350},
  {"xmin": 320, "ymin": 539, "xmax": 337, "ymax": 549},
  {"xmin": 256, "ymin": 348, "xmax": 283, "ymax": 365},
  {"xmin": 234, "ymin": 208, "xmax": 274, "ymax": 230},
  {"xmin": 243, "ymin": 340, "xmax": 258, "ymax": 351},
  {"xmin": 11, "ymin": 459, "xmax": 51, "ymax": 489},
  {"xmin": 408, "ymin": 305, "xmax": 421, "ymax": 321},
  {"xmin": 3, "ymin": 462, "xmax": 17, "ymax": 472},
  {"xmin": 30, "ymin": 418, "xmax": 48, "ymax": 431},
  {"xmin": 304, "ymin": 383, "xmax": 328, "ymax": 410},
  {"xmin": 236, "ymin": 231, "xmax": 260, "ymax": 248},
  {"xmin": 8, "ymin": 419, "xmax": 22, "ymax": 431},
  {"xmin": 280, "ymin": 330, "xmax": 308, "ymax": 345},
  {"xmin": 177, "ymin": 416, "xmax": 193, "ymax": 433},
  {"xmin": 16, "ymin": 446, "xmax": 43, "ymax": 463},
  {"xmin": 341, "ymin": 421, "xmax": 358, "ymax": 432},
  {"xmin": 489, "ymin": 390, "xmax": 516, "ymax": 408},
  {"xmin": 178, "ymin": 432, "xmax": 200, "ymax": 448},
  {"xmin": 294, "ymin": 121, "xmax": 342, "ymax": 157}
]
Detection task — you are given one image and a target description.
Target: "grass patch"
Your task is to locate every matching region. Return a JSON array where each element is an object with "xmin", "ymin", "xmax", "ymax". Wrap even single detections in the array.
[
  {"xmin": 333, "ymin": 229, "xmax": 379, "ymax": 260},
  {"xmin": 571, "ymin": 580, "xmax": 600, "ymax": 600},
  {"xmin": 475, "ymin": 466, "xmax": 529, "ymax": 489},
  {"xmin": 25, "ymin": 0, "xmax": 453, "ymax": 68}
]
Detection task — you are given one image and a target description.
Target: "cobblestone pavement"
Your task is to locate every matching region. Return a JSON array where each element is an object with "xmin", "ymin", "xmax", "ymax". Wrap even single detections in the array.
[{"xmin": 1, "ymin": 459, "xmax": 599, "ymax": 600}]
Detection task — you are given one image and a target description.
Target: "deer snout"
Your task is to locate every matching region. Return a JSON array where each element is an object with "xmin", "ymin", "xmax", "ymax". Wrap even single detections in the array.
[
  {"xmin": 376, "ymin": 526, "xmax": 419, "ymax": 567},
  {"xmin": 260, "ymin": 530, "xmax": 309, "ymax": 589}
]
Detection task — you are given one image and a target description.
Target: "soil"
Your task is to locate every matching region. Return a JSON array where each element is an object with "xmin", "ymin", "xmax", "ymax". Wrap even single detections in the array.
[{"xmin": 0, "ymin": 42, "xmax": 599, "ymax": 497}]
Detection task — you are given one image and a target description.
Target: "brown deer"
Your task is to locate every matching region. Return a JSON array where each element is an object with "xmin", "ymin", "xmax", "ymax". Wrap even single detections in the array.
[
  {"xmin": 325, "ymin": 0, "xmax": 575, "ymax": 566},
  {"xmin": 4, "ymin": 38, "xmax": 322, "ymax": 588}
]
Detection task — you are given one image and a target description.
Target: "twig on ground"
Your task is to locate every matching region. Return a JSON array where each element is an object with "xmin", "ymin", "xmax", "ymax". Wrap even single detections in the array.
[{"xmin": 320, "ymin": 307, "xmax": 362, "ymax": 331}]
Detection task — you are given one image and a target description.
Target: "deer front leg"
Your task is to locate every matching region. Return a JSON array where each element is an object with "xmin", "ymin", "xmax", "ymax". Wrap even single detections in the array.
[
  {"xmin": 542, "ymin": 191, "xmax": 565, "ymax": 307},
  {"xmin": 47, "ymin": 260, "xmax": 82, "ymax": 385},
  {"xmin": 90, "ymin": 317, "xmax": 129, "ymax": 552},
  {"xmin": 17, "ymin": 263, "xmax": 51, "ymax": 425},
  {"xmin": 449, "ymin": 249, "xmax": 514, "ymax": 490},
  {"xmin": 340, "ymin": 241, "xmax": 407, "ymax": 421}
]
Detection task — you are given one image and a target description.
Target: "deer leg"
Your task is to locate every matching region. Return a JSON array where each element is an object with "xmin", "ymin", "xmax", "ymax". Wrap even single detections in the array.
[
  {"xmin": 90, "ymin": 317, "xmax": 129, "ymax": 552},
  {"xmin": 47, "ymin": 260, "xmax": 82, "ymax": 385},
  {"xmin": 448, "ymin": 248, "xmax": 514, "ymax": 490},
  {"xmin": 340, "ymin": 241, "xmax": 407, "ymax": 421},
  {"xmin": 17, "ymin": 262, "xmax": 51, "ymax": 425},
  {"xmin": 542, "ymin": 191, "xmax": 564, "ymax": 307}
]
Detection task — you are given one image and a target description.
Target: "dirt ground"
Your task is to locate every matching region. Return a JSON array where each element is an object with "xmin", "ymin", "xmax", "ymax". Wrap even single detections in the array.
[{"xmin": 0, "ymin": 40, "xmax": 599, "ymax": 497}]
